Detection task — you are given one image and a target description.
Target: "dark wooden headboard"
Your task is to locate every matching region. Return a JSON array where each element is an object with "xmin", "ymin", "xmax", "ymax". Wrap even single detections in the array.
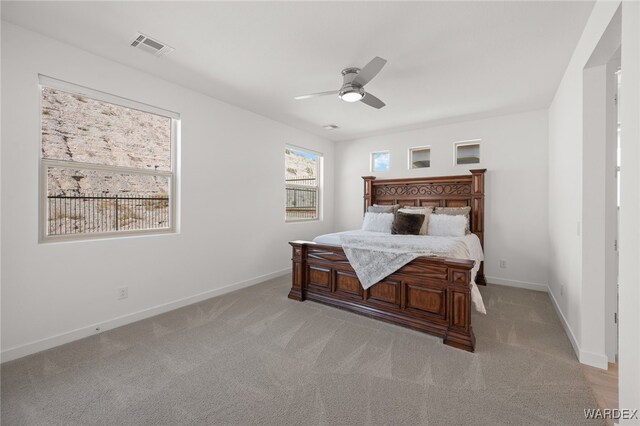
[{"xmin": 362, "ymin": 169, "xmax": 486, "ymax": 248}]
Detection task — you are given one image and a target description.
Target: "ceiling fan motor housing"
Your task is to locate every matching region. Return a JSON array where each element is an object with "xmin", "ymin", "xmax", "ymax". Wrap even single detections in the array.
[
  {"xmin": 341, "ymin": 67, "xmax": 360, "ymax": 79},
  {"xmin": 340, "ymin": 68, "xmax": 365, "ymax": 102}
]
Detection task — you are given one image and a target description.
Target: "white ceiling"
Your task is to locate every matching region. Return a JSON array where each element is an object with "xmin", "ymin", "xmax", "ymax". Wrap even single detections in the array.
[{"xmin": 2, "ymin": 1, "xmax": 594, "ymax": 141}]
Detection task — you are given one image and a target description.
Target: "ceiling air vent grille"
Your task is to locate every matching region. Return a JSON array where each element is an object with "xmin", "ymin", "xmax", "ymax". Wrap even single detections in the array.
[{"xmin": 130, "ymin": 33, "xmax": 174, "ymax": 57}]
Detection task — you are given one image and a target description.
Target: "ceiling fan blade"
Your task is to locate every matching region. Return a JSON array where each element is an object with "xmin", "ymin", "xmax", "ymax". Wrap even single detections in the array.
[
  {"xmin": 294, "ymin": 90, "xmax": 339, "ymax": 100},
  {"xmin": 361, "ymin": 92, "xmax": 386, "ymax": 109},
  {"xmin": 353, "ymin": 57, "xmax": 387, "ymax": 86}
]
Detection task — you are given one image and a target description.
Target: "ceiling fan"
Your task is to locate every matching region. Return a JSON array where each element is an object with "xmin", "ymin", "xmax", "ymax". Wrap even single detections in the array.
[{"xmin": 294, "ymin": 57, "xmax": 387, "ymax": 109}]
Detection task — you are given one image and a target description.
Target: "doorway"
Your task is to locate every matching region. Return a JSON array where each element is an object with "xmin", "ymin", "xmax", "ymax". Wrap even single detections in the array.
[
  {"xmin": 604, "ymin": 60, "xmax": 621, "ymax": 364},
  {"xmin": 580, "ymin": 5, "xmax": 620, "ymax": 370}
]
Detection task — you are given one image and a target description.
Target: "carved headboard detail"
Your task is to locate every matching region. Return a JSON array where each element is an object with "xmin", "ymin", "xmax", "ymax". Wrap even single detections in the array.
[{"xmin": 362, "ymin": 169, "xmax": 486, "ymax": 249}]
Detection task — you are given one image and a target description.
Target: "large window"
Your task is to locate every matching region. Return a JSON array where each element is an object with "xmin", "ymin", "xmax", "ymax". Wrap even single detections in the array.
[
  {"xmin": 39, "ymin": 76, "xmax": 179, "ymax": 241},
  {"xmin": 285, "ymin": 146, "xmax": 321, "ymax": 221}
]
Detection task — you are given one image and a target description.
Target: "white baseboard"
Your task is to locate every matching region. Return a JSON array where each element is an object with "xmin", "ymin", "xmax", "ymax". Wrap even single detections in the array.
[
  {"xmin": 547, "ymin": 287, "xmax": 608, "ymax": 370},
  {"xmin": 548, "ymin": 287, "xmax": 580, "ymax": 360},
  {"xmin": 485, "ymin": 276, "xmax": 548, "ymax": 292},
  {"xmin": 1, "ymin": 268, "xmax": 291, "ymax": 363},
  {"xmin": 579, "ymin": 349, "xmax": 609, "ymax": 370}
]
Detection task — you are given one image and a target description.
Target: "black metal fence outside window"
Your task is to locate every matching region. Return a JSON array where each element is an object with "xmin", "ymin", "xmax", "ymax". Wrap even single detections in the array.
[
  {"xmin": 286, "ymin": 177, "xmax": 318, "ymax": 220},
  {"xmin": 47, "ymin": 195, "xmax": 169, "ymax": 236}
]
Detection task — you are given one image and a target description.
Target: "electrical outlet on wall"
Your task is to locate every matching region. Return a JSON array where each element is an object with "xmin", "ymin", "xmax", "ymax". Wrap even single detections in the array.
[
  {"xmin": 117, "ymin": 286, "xmax": 128, "ymax": 300},
  {"xmin": 499, "ymin": 259, "xmax": 507, "ymax": 269}
]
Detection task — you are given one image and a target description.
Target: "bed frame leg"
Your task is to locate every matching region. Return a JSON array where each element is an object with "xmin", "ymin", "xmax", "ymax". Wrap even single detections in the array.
[
  {"xmin": 288, "ymin": 287, "xmax": 304, "ymax": 301},
  {"xmin": 443, "ymin": 281, "xmax": 476, "ymax": 352},
  {"xmin": 288, "ymin": 242, "xmax": 306, "ymax": 301},
  {"xmin": 476, "ymin": 273, "xmax": 487, "ymax": 286},
  {"xmin": 475, "ymin": 262, "xmax": 487, "ymax": 286},
  {"xmin": 443, "ymin": 329, "xmax": 476, "ymax": 352}
]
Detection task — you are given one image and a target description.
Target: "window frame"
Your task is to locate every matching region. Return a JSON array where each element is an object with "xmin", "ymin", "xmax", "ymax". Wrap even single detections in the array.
[
  {"xmin": 453, "ymin": 140, "xmax": 481, "ymax": 166},
  {"xmin": 284, "ymin": 145, "xmax": 322, "ymax": 223},
  {"xmin": 38, "ymin": 75, "xmax": 180, "ymax": 243},
  {"xmin": 370, "ymin": 150, "xmax": 390, "ymax": 173},
  {"xmin": 408, "ymin": 146, "xmax": 431, "ymax": 169}
]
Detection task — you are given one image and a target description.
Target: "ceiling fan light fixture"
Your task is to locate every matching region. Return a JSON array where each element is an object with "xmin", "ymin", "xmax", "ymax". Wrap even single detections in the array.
[
  {"xmin": 339, "ymin": 85, "xmax": 365, "ymax": 102},
  {"xmin": 340, "ymin": 92, "xmax": 363, "ymax": 102}
]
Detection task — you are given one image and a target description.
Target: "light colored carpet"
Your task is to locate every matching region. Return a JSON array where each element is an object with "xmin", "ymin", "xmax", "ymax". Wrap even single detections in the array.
[{"xmin": 2, "ymin": 276, "xmax": 603, "ymax": 425}]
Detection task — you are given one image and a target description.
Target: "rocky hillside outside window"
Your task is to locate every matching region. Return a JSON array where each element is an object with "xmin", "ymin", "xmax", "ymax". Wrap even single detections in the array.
[{"xmin": 39, "ymin": 76, "xmax": 179, "ymax": 241}]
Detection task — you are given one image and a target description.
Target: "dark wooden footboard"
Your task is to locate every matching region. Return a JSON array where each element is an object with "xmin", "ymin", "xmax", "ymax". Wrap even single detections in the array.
[{"xmin": 288, "ymin": 241, "xmax": 476, "ymax": 352}]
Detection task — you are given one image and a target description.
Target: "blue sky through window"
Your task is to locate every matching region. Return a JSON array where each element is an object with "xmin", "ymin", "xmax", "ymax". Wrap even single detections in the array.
[
  {"xmin": 372, "ymin": 151, "xmax": 390, "ymax": 172},
  {"xmin": 290, "ymin": 148, "xmax": 317, "ymax": 161}
]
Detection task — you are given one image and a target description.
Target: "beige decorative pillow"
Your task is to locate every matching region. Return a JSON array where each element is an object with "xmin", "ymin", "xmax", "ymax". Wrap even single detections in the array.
[
  {"xmin": 403, "ymin": 205, "xmax": 435, "ymax": 211},
  {"xmin": 434, "ymin": 206, "xmax": 471, "ymax": 234},
  {"xmin": 368, "ymin": 204, "xmax": 400, "ymax": 214},
  {"xmin": 398, "ymin": 207, "xmax": 431, "ymax": 235}
]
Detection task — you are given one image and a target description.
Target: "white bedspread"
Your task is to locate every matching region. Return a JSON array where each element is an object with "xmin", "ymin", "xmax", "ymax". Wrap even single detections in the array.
[{"xmin": 313, "ymin": 230, "xmax": 486, "ymax": 314}]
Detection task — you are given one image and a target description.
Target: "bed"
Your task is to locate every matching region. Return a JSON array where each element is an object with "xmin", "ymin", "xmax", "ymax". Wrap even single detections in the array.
[{"xmin": 288, "ymin": 169, "xmax": 486, "ymax": 352}]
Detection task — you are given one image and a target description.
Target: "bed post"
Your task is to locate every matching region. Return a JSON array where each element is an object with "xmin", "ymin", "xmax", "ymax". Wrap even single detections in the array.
[
  {"xmin": 470, "ymin": 169, "xmax": 487, "ymax": 286},
  {"xmin": 444, "ymin": 262, "xmax": 477, "ymax": 352},
  {"xmin": 362, "ymin": 176, "xmax": 376, "ymax": 214},
  {"xmin": 288, "ymin": 242, "xmax": 307, "ymax": 301}
]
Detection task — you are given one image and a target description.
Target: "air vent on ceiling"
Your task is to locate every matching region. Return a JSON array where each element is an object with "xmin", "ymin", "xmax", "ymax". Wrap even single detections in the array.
[
  {"xmin": 323, "ymin": 124, "xmax": 339, "ymax": 130},
  {"xmin": 130, "ymin": 33, "xmax": 174, "ymax": 57}
]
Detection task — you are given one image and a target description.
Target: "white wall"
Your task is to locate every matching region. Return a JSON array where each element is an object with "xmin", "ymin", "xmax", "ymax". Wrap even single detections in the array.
[
  {"xmin": 580, "ymin": 64, "xmax": 607, "ymax": 362},
  {"xmin": 0, "ymin": 23, "xmax": 335, "ymax": 361},
  {"xmin": 547, "ymin": 0, "xmax": 620, "ymax": 368},
  {"xmin": 618, "ymin": 0, "xmax": 640, "ymax": 419},
  {"xmin": 334, "ymin": 110, "xmax": 549, "ymax": 290}
]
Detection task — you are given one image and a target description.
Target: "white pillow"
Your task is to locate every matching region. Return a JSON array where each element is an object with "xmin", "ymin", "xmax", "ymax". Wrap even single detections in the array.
[
  {"xmin": 362, "ymin": 212, "xmax": 394, "ymax": 233},
  {"xmin": 427, "ymin": 214, "xmax": 466, "ymax": 237},
  {"xmin": 398, "ymin": 207, "xmax": 431, "ymax": 235}
]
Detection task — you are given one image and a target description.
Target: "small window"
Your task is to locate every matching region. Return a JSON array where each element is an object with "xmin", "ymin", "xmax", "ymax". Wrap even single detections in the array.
[
  {"xmin": 285, "ymin": 147, "xmax": 321, "ymax": 221},
  {"xmin": 40, "ymin": 76, "xmax": 179, "ymax": 241},
  {"xmin": 371, "ymin": 151, "xmax": 390, "ymax": 172},
  {"xmin": 454, "ymin": 141, "xmax": 481, "ymax": 165},
  {"xmin": 409, "ymin": 147, "xmax": 431, "ymax": 169}
]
